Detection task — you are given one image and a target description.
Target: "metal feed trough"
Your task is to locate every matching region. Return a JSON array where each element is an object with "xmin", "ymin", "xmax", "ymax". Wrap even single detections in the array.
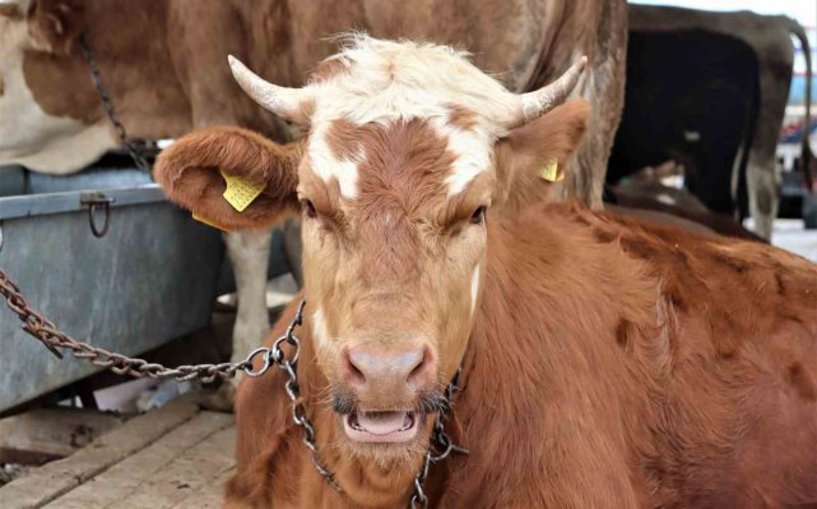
[{"xmin": 0, "ymin": 164, "xmax": 226, "ymax": 413}]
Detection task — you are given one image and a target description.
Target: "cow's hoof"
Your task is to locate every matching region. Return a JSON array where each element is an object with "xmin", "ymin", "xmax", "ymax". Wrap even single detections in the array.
[{"xmin": 200, "ymin": 383, "xmax": 236, "ymax": 413}]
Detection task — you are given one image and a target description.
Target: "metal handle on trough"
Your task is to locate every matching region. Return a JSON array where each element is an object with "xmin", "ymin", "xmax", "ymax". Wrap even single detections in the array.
[{"xmin": 80, "ymin": 192, "xmax": 115, "ymax": 238}]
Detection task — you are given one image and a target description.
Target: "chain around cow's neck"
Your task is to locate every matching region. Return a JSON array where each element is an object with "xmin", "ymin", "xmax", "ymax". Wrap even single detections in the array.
[{"xmin": 250, "ymin": 299, "xmax": 468, "ymax": 508}]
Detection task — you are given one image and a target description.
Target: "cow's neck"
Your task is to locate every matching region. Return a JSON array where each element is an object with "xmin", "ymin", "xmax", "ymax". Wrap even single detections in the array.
[{"xmin": 20, "ymin": 1, "xmax": 192, "ymax": 142}]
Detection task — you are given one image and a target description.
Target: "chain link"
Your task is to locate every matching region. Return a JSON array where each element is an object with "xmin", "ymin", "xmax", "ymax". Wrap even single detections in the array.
[
  {"xmin": 0, "ymin": 268, "xmax": 467, "ymax": 506},
  {"xmin": 246, "ymin": 300, "xmax": 343, "ymax": 491},
  {"xmin": 0, "ymin": 269, "xmax": 255, "ymax": 383},
  {"xmin": 78, "ymin": 33, "xmax": 153, "ymax": 175},
  {"xmin": 410, "ymin": 370, "xmax": 468, "ymax": 509}
]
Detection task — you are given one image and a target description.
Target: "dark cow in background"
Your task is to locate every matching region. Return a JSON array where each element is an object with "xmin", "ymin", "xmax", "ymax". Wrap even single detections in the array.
[
  {"xmin": 609, "ymin": 29, "xmax": 758, "ymax": 220},
  {"xmin": 0, "ymin": 0, "xmax": 627, "ymax": 402},
  {"xmin": 610, "ymin": 5, "xmax": 813, "ymax": 241}
]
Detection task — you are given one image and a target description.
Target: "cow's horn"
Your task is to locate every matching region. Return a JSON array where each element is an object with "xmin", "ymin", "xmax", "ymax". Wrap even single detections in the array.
[
  {"xmin": 227, "ymin": 55, "xmax": 313, "ymax": 124},
  {"xmin": 511, "ymin": 56, "xmax": 588, "ymax": 127}
]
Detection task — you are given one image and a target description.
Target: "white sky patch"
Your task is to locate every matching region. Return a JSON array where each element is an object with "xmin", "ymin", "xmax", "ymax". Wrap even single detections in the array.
[
  {"xmin": 630, "ymin": 0, "xmax": 815, "ymax": 23},
  {"xmin": 470, "ymin": 265, "xmax": 480, "ymax": 316}
]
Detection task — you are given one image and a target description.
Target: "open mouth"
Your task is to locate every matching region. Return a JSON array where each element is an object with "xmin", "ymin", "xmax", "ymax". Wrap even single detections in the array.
[{"xmin": 343, "ymin": 411, "xmax": 420, "ymax": 443}]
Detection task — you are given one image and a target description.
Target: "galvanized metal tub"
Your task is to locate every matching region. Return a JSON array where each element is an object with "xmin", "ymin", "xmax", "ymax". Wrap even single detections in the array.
[{"xmin": 0, "ymin": 166, "xmax": 225, "ymax": 412}]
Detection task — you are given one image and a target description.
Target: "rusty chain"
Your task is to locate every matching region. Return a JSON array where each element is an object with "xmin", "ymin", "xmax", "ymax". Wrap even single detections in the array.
[
  {"xmin": 0, "ymin": 267, "xmax": 467, "ymax": 506},
  {"xmin": 0, "ymin": 269, "xmax": 250, "ymax": 383},
  {"xmin": 79, "ymin": 33, "xmax": 153, "ymax": 175},
  {"xmin": 243, "ymin": 299, "xmax": 469, "ymax": 506},
  {"xmin": 243, "ymin": 299, "xmax": 342, "ymax": 491},
  {"xmin": 410, "ymin": 369, "xmax": 468, "ymax": 509}
]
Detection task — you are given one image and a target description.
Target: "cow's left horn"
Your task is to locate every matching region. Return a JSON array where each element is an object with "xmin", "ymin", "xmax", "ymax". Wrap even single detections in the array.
[
  {"xmin": 227, "ymin": 55, "xmax": 313, "ymax": 124},
  {"xmin": 510, "ymin": 56, "xmax": 588, "ymax": 127}
]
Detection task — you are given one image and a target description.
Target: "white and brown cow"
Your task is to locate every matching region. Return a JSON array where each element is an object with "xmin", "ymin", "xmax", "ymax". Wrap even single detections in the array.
[
  {"xmin": 156, "ymin": 37, "xmax": 817, "ymax": 507},
  {"xmin": 0, "ymin": 1, "xmax": 626, "ymax": 402}
]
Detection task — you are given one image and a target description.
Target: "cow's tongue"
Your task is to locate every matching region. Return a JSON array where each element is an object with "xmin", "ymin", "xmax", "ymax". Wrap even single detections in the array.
[{"xmin": 356, "ymin": 411, "xmax": 411, "ymax": 435}]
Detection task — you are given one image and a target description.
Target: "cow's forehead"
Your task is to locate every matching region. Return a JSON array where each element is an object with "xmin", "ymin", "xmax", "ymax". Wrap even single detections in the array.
[
  {"xmin": 302, "ymin": 37, "xmax": 517, "ymax": 200},
  {"xmin": 306, "ymin": 111, "xmax": 493, "ymax": 201}
]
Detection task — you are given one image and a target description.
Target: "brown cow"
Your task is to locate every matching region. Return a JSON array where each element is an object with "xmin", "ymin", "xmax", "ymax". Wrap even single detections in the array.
[
  {"xmin": 156, "ymin": 37, "xmax": 817, "ymax": 507},
  {"xmin": 0, "ymin": 1, "xmax": 626, "ymax": 402}
]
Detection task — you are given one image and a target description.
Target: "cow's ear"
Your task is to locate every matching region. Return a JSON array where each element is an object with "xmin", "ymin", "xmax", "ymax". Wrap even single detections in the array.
[
  {"xmin": 494, "ymin": 100, "xmax": 590, "ymax": 212},
  {"xmin": 27, "ymin": 0, "xmax": 84, "ymax": 55},
  {"xmin": 155, "ymin": 126, "xmax": 300, "ymax": 231}
]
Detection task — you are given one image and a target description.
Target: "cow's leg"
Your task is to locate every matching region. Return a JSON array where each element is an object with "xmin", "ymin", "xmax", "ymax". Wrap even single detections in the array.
[
  {"xmin": 225, "ymin": 229, "xmax": 273, "ymax": 369},
  {"xmin": 565, "ymin": 0, "xmax": 627, "ymax": 209},
  {"xmin": 745, "ymin": 154, "xmax": 779, "ymax": 241},
  {"xmin": 742, "ymin": 40, "xmax": 792, "ymax": 241},
  {"xmin": 204, "ymin": 229, "xmax": 272, "ymax": 410},
  {"xmin": 166, "ymin": 0, "xmax": 295, "ymax": 408}
]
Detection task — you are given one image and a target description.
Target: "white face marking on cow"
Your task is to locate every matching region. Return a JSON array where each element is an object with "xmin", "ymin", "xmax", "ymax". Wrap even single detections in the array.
[
  {"xmin": 312, "ymin": 306, "xmax": 330, "ymax": 347},
  {"xmin": 296, "ymin": 36, "xmax": 521, "ymax": 202},
  {"xmin": 470, "ymin": 264, "xmax": 480, "ymax": 316},
  {"xmin": 308, "ymin": 123, "xmax": 360, "ymax": 199},
  {"xmin": 430, "ymin": 115, "xmax": 493, "ymax": 196},
  {"xmin": 0, "ymin": 16, "xmax": 117, "ymax": 173}
]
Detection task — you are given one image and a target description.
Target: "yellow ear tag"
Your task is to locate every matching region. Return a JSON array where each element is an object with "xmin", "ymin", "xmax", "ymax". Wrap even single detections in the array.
[
  {"xmin": 221, "ymin": 170, "xmax": 264, "ymax": 212},
  {"xmin": 192, "ymin": 212, "xmax": 231, "ymax": 232},
  {"xmin": 540, "ymin": 159, "xmax": 564, "ymax": 182}
]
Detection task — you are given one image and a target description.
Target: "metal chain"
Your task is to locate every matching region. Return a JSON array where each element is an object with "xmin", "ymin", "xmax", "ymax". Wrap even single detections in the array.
[
  {"xmin": 410, "ymin": 370, "xmax": 468, "ymax": 509},
  {"xmin": 0, "ymin": 269, "xmax": 255, "ymax": 383},
  {"xmin": 245, "ymin": 299, "xmax": 342, "ymax": 491},
  {"xmin": 247, "ymin": 301, "xmax": 469, "ymax": 506},
  {"xmin": 78, "ymin": 33, "xmax": 153, "ymax": 175},
  {"xmin": 0, "ymin": 267, "xmax": 467, "ymax": 506}
]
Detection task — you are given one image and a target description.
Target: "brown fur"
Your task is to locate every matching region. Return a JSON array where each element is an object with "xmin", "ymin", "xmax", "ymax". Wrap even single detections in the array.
[
  {"xmin": 26, "ymin": 0, "xmax": 85, "ymax": 55},
  {"xmin": 225, "ymin": 200, "xmax": 817, "ymax": 507},
  {"xmin": 446, "ymin": 104, "xmax": 479, "ymax": 131},
  {"xmin": 157, "ymin": 76, "xmax": 817, "ymax": 505},
  {"xmin": 495, "ymin": 100, "xmax": 590, "ymax": 216},
  {"xmin": 154, "ymin": 126, "xmax": 301, "ymax": 230},
  {"xmin": 157, "ymin": 90, "xmax": 592, "ymax": 507}
]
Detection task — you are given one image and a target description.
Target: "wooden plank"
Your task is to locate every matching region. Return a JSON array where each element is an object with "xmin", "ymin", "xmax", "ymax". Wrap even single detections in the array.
[
  {"xmin": 169, "ymin": 464, "xmax": 236, "ymax": 509},
  {"xmin": 116, "ymin": 425, "xmax": 236, "ymax": 509},
  {"xmin": 44, "ymin": 412, "xmax": 234, "ymax": 509},
  {"xmin": 0, "ymin": 399, "xmax": 200, "ymax": 509},
  {"xmin": 0, "ymin": 408, "xmax": 126, "ymax": 460}
]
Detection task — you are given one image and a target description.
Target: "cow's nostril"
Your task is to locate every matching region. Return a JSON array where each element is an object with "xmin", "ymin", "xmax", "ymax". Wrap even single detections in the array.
[
  {"xmin": 407, "ymin": 345, "xmax": 433, "ymax": 386},
  {"xmin": 342, "ymin": 348, "xmax": 367, "ymax": 386}
]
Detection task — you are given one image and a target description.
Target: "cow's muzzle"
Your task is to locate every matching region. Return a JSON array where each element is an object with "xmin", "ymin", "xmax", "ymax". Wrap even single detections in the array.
[{"xmin": 333, "ymin": 342, "xmax": 442, "ymax": 444}]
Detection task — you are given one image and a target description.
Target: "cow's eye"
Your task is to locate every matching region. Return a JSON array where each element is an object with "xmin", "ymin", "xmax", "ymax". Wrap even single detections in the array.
[
  {"xmin": 470, "ymin": 205, "xmax": 487, "ymax": 225},
  {"xmin": 301, "ymin": 199, "xmax": 317, "ymax": 219}
]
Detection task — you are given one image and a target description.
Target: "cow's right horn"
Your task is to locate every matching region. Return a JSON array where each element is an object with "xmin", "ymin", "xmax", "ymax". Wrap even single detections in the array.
[
  {"xmin": 228, "ymin": 55, "xmax": 313, "ymax": 125},
  {"xmin": 507, "ymin": 56, "xmax": 588, "ymax": 128}
]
